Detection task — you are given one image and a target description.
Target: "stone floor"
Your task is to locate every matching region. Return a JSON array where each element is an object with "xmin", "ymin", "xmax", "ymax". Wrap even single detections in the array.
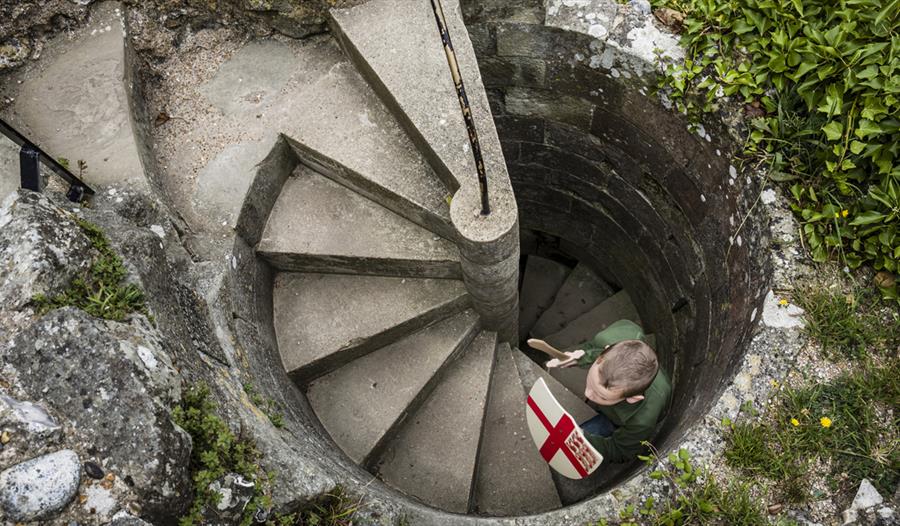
[{"xmin": 0, "ymin": 2, "xmax": 143, "ymax": 195}]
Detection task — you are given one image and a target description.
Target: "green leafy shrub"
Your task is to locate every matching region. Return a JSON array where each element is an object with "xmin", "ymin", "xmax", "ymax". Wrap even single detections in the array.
[
  {"xmin": 32, "ymin": 218, "xmax": 147, "ymax": 320},
  {"xmin": 173, "ymin": 384, "xmax": 272, "ymax": 526},
  {"xmin": 655, "ymin": 0, "xmax": 899, "ymax": 298}
]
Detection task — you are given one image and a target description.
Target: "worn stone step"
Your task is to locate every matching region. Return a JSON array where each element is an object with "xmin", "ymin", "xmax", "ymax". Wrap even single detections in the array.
[
  {"xmin": 473, "ymin": 343, "xmax": 561, "ymax": 515},
  {"xmin": 278, "ymin": 39, "xmax": 454, "ymax": 239},
  {"xmin": 307, "ymin": 310, "xmax": 480, "ymax": 464},
  {"xmin": 258, "ymin": 165, "xmax": 461, "ymax": 279},
  {"xmin": 375, "ymin": 331, "xmax": 497, "ymax": 513},
  {"xmin": 543, "ymin": 290, "xmax": 640, "ymax": 351},
  {"xmin": 510, "ymin": 349, "xmax": 595, "ymax": 425},
  {"xmin": 273, "ymin": 273, "xmax": 469, "ymax": 382},
  {"xmin": 518, "ymin": 255, "xmax": 571, "ymax": 341},
  {"xmin": 330, "ymin": 0, "xmax": 508, "ymax": 194},
  {"xmin": 531, "ymin": 263, "xmax": 615, "ymax": 338}
]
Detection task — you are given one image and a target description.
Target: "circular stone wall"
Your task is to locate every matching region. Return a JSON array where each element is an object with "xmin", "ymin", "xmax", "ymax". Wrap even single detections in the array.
[{"xmin": 467, "ymin": 18, "xmax": 773, "ymax": 473}]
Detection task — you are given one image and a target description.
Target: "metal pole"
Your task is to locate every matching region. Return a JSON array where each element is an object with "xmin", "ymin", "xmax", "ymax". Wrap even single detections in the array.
[
  {"xmin": 19, "ymin": 145, "xmax": 41, "ymax": 192},
  {"xmin": 429, "ymin": 0, "xmax": 491, "ymax": 215}
]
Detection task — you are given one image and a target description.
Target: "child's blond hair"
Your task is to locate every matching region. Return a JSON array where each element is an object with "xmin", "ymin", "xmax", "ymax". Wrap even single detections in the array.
[{"xmin": 596, "ymin": 339, "xmax": 658, "ymax": 397}]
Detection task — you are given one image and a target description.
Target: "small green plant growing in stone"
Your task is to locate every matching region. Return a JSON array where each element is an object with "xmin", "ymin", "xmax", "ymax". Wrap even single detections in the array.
[
  {"xmin": 32, "ymin": 218, "xmax": 147, "ymax": 321},
  {"xmin": 609, "ymin": 446, "xmax": 770, "ymax": 525},
  {"xmin": 268, "ymin": 488, "xmax": 359, "ymax": 526},
  {"xmin": 654, "ymin": 0, "xmax": 900, "ymax": 300},
  {"xmin": 243, "ymin": 382, "xmax": 285, "ymax": 428},
  {"xmin": 172, "ymin": 383, "xmax": 274, "ymax": 526}
]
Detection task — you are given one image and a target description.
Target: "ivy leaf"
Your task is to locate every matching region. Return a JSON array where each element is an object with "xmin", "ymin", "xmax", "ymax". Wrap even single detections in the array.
[
  {"xmin": 854, "ymin": 119, "xmax": 884, "ymax": 138},
  {"xmin": 816, "ymin": 84, "xmax": 844, "ymax": 116},
  {"xmin": 849, "ymin": 140, "xmax": 867, "ymax": 155},
  {"xmin": 822, "ymin": 121, "xmax": 844, "ymax": 141}
]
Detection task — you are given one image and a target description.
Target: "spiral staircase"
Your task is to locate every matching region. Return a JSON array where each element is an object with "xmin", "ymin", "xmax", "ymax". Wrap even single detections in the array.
[{"xmin": 254, "ymin": 0, "xmax": 651, "ymax": 515}]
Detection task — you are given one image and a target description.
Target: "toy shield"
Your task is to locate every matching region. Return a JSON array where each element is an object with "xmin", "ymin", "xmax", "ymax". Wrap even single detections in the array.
[{"xmin": 526, "ymin": 378, "xmax": 603, "ymax": 479}]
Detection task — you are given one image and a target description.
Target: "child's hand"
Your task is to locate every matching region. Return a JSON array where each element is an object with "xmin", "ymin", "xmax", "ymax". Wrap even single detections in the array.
[{"xmin": 545, "ymin": 350, "xmax": 585, "ymax": 368}]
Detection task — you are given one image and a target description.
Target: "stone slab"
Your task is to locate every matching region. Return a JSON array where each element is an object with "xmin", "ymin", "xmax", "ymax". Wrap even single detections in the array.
[
  {"xmin": 308, "ymin": 309, "xmax": 480, "ymax": 464},
  {"xmin": 510, "ymin": 348, "xmax": 596, "ymax": 425},
  {"xmin": 531, "ymin": 263, "xmax": 615, "ymax": 338},
  {"xmin": 518, "ymin": 255, "xmax": 570, "ymax": 340},
  {"xmin": 330, "ymin": 0, "xmax": 502, "ymax": 191},
  {"xmin": 200, "ymin": 40, "xmax": 297, "ymax": 117},
  {"xmin": 273, "ymin": 272, "xmax": 469, "ymax": 381},
  {"xmin": 473, "ymin": 343, "xmax": 561, "ymax": 515},
  {"xmin": 274, "ymin": 40, "xmax": 453, "ymax": 239},
  {"xmin": 543, "ymin": 290, "xmax": 640, "ymax": 350},
  {"xmin": 0, "ymin": 2, "xmax": 144, "ymax": 188},
  {"xmin": 193, "ymin": 139, "xmax": 276, "ymax": 227},
  {"xmin": 330, "ymin": 0, "xmax": 519, "ymax": 252},
  {"xmin": 259, "ymin": 165, "xmax": 461, "ymax": 279},
  {"xmin": 375, "ymin": 330, "xmax": 497, "ymax": 513}
]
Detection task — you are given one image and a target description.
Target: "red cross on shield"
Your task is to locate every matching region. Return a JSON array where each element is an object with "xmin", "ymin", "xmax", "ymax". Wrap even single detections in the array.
[{"xmin": 525, "ymin": 378, "xmax": 603, "ymax": 479}]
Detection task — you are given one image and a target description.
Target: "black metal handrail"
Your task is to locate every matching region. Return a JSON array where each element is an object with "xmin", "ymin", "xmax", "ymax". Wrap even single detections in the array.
[
  {"xmin": 0, "ymin": 117, "xmax": 94, "ymax": 202},
  {"xmin": 430, "ymin": 0, "xmax": 490, "ymax": 215}
]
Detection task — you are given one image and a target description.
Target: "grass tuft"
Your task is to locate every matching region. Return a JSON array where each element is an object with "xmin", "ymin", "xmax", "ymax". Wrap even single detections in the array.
[
  {"xmin": 725, "ymin": 358, "xmax": 900, "ymax": 501},
  {"xmin": 32, "ymin": 218, "xmax": 147, "ymax": 321},
  {"xmin": 791, "ymin": 282, "xmax": 899, "ymax": 360}
]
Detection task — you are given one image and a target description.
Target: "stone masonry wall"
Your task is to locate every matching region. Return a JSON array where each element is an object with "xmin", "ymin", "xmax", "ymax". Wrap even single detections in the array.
[{"xmin": 462, "ymin": 14, "xmax": 773, "ymax": 456}]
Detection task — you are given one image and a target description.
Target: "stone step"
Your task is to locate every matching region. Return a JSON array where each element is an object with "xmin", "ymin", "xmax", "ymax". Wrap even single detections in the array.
[
  {"xmin": 530, "ymin": 263, "xmax": 615, "ymax": 338},
  {"xmin": 280, "ymin": 39, "xmax": 454, "ymax": 239},
  {"xmin": 258, "ymin": 165, "xmax": 461, "ymax": 279},
  {"xmin": 307, "ymin": 310, "xmax": 480, "ymax": 464},
  {"xmin": 518, "ymin": 255, "xmax": 571, "ymax": 341},
  {"xmin": 473, "ymin": 343, "xmax": 560, "ymax": 515},
  {"xmin": 375, "ymin": 331, "xmax": 497, "ymax": 513},
  {"xmin": 510, "ymin": 350, "xmax": 595, "ymax": 425},
  {"xmin": 273, "ymin": 273, "xmax": 469, "ymax": 382},
  {"xmin": 330, "ymin": 0, "xmax": 507, "ymax": 193},
  {"xmin": 543, "ymin": 290, "xmax": 640, "ymax": 351}
]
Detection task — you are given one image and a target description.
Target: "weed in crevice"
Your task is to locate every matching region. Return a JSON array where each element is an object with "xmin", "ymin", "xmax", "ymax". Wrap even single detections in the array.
[
  {"xmin": 32, "ymin": 218, "xmax": 147, "ymax": 321},
  {"xmin": 243, "ymin": 382, "xmax": 285, "ymax": 429},
  {"xmin": 172, "ymin": 384, "xmax": 272, "ymax": 526},
  {"xmin": 269, "ymin": 488, "xmax": 359, "ymax": 526}
]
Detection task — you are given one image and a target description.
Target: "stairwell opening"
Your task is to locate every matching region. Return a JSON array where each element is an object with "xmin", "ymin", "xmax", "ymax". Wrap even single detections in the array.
[
  {"xmin": 222, "ymin": 9, "xmax": 776, "ymax": 523},
  {"xmin": 471, "ymin": 17, "xmax": 773, "ymax": 501}
]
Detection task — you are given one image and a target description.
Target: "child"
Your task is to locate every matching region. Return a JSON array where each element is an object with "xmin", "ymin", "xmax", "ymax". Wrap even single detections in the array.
[{"xmin": 528, "ymin": 319, "xmax": 671, "ymax": 464}]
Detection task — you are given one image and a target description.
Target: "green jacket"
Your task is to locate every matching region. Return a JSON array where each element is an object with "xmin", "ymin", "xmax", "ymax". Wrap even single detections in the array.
[{"xmin": 577, "ymin": 320, "xmax": 671, "ymax": 463}]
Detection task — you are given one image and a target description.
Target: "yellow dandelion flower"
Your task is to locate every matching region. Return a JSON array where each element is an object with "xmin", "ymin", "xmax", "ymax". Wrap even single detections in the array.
[
  {"xmin": 771, "ymin": 379, "xmax": 779, "ymax": 387},
  {"xmin": 779, "ymin": 298, "xmax": 789, "ymax": 306},
  {"xmin": 841, "ymin": 209, "xmax": 849, "ymax": 217},
  {"xmin": 820, "ymin": 417, "xmax": 832, "ymax": 428},
  {"xmin": 790, "ymin": 418, "xmax": 799, "ymax": 427}
]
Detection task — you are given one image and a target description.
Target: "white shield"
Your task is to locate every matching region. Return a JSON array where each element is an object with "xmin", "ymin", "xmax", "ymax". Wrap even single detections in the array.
[{"xmin": 525, "ymin": 378, "xmax": 603, "ymax": 479}]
